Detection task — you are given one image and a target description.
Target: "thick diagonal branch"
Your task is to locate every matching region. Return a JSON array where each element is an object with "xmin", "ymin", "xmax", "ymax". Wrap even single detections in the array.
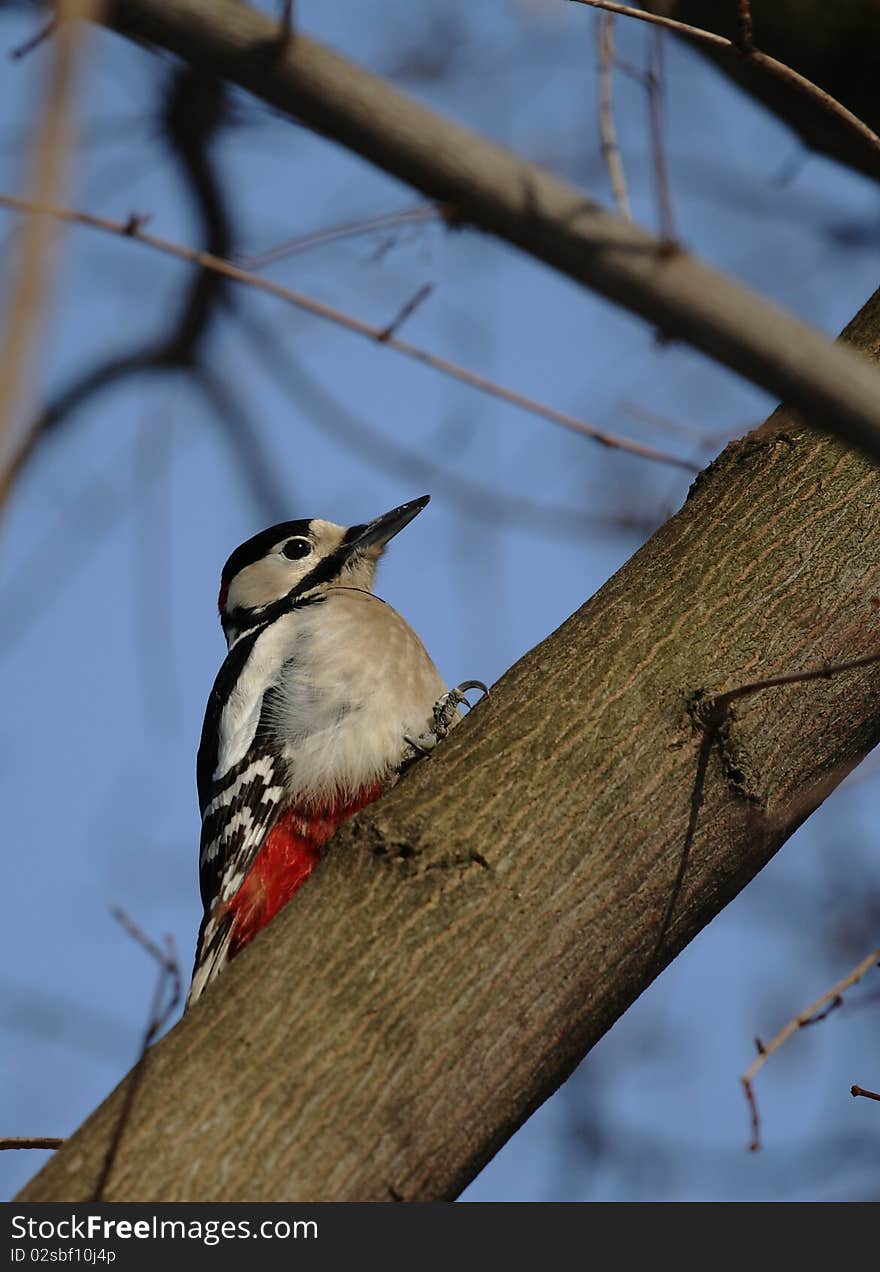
[{"xmin": 19, "ymin": 285, "xmax": 880, "ymax": 1203}]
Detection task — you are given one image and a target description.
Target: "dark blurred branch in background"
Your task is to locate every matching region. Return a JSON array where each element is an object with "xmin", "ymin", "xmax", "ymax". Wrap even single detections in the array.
[
  {"xmin": 644, "ymin": 26, "xmax": 675, "ymax": 243},
  {"xmin": 92, "ymin": 909, "xmax": 181, "ymax": 1202},
  {"xmin": 232, "ymin": 303, "xmax": 669, "ymax": 541},
  {"xmin": 0, "ymin": 193, "xmax": 695, "ymax": 472},
  {"xmin": 641, "ymin": 0, "xmax": 880, "ymax": 184},
  {"xmin": 238, "ymin": 204, "xmax": 437, "ymax": 271},
  {"xmin": 0, "ymin": 1138, "xmax": 64, "ymax": 1152},
  {"xmin": 0, "ymin": 0, "xmax": 100, "ymax": 503},
  {"xmin": 376, "ymin": 282, "xmax": 434, "ymax": 343},
  {"xmin": 0, "ymin": 65, "xmax": 289, "ymax": 520},
  {"xmin": 570, "ymin": 2, "xmax": 880, "ymax": 176},
  {"xmin": 596, "ymin": 14, "xmax": 632, "ymax": 220},
  {"xmin": 83, "ymin": 2, "xmax": 880, "ymax": 468}
]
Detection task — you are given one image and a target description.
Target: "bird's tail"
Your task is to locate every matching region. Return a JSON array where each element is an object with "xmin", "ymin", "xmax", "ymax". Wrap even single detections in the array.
[{"xmin": 186, "ymin": 911, "xmax": 234, "ymax": 1009}]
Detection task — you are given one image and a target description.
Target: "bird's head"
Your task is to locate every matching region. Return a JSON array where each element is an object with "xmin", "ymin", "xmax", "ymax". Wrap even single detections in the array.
[{"xmin": 217, "ymin": 495, "xmax": 430, "ymax": 644}]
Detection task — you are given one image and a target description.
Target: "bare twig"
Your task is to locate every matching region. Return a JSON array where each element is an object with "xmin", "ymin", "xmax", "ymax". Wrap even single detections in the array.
[
  {"xmin": 851, "ymin": 1085, "xmax": 880, "ymax": 1102},
  {"xmin": 708, "ymin": 649, "xmax": 880, "ymax": 718},
  {"xmin": 92, "ymin": 909, "xmax": 181, "ymax": 1201},
  {"xmin": 664, "ymin": 648, "xmax": 880, "ymax": 978},
  {"xmin": 596, "ymin": 14, "xmax": 631, "ymax": 220},
  {"xmin": 0, "ymin": 193, "xmax": 697, "ymax": 486},
  {"xmin": 232, "ymin": 302, "xmax": 661, "ymax": 542},
  {"xmin": 0, "ymin": 1137, "xmax": 64, "ymax": 1151},
  {"xmin": 10, "ymin": 15, "xmax": 59, "ymax": 60},
  {"xmin": 79, "ymin": 5, "xmax": 880, "ymax": 466},
  {"xmin": 568, "ymin": 2, "xmax": 880, "ymax": 161},
  {"xmin": 377, "ymin": 282, "xmax": 434, "ymax": 341},
  {"xmin": 742, "ymin": 949, "xmax": 880, "ymax": 1151},
  {"xmin": 736, "ymin": 0, "xmax": 754, "ymax": 55},
  {"xmin": 0, "ymin": 70, "xmax": 293, "ymax": 518},
  {"xmin": 646, "ymin": 28, "xmax": 676, "ymax": 245},
  {"xmin": 622, "ymin": 400, "xmax": 740, "ymax": 446},
  {"xmin": 240, "ymin": 204, "xmax": 437, "ymax": 270}
]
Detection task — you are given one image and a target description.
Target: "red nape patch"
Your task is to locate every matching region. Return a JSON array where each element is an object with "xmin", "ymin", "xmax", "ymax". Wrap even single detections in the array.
[
  {"xmin": 218, "ymin": 580, "xmax": 229, "ymax": 614},
  {"xmin": 223, "ymin": 783, "xmax": 384, "ymax": 960}
]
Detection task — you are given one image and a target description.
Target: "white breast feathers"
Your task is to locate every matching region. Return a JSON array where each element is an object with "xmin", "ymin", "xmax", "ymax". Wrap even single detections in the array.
[{"xmin": 262, "ymin": 588, "xmax": 447, "ymax": 806}]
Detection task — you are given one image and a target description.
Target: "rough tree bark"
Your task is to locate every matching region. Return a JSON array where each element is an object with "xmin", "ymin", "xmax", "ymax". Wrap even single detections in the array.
[
  {"xmin": 19, "ymin": 283, "xmax": 880, "ymax": 1201},
  {"xmin": 642, "ymin": 1, "xmax": 880, "ymax": 183}
]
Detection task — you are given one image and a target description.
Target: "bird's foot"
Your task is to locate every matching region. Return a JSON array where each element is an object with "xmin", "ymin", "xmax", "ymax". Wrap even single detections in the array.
[{"xmin": 403, "ymin": 680, "xmax": 489, "ymax": 760}]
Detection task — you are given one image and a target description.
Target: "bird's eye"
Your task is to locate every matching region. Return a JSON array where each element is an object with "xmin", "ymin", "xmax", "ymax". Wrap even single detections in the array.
[{"xmin": 282, "ymin": 537, "xmax": 312, "ymax": 560}]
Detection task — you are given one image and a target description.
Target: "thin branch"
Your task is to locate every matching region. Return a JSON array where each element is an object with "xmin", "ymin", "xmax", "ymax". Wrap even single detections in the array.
[
  {"xmin": 0, "ymin": 69, "xmax": 253, "ymax": 513},
  {"xmin": 622, "ymin": 400, "xmax": 740, "ymax": 447},
  {"xmin": 671, "ymin": 648, "xmax": 880, "ymax": 982},
  {"xmin": 10, "ymin": 15, "xmax": 59, "ymax": 60},
  {"xmin": 377, "ymin": 282, "xmax": 434, "ymax": 342},
  {"xmin": 239, "ymin": 204, "xmax": 437, "ymax": 271},
  {"xmin": 92, "ymin": 909, "xmax": 181, "ymax": 1202},
  {"xmin": 0, "ymin": 1137, "xmax": 64, "ymax": 1151},
  {"xmin": 851, "ymin": 1085, "xmax": 880, "ymax": 1103},
  {"xmin": 91, "ymin": 4, "xmax": 880, "ymax": 469},
  {"xmin": 596, "ymin": 14, "xmax": 632, "ymax": 220},
  {"xmin": 646, "ymin": 28, "xmax": 676, "ymax": 244},
  {"xmin": 709, "ymin": 649, "xmax": 880, "ymax": 717},
  {"xmin": 0, "ymin": 193, "xmax": 697, "ymax": 486},
  {"xmin": 568, "ymin": 2, "xmax": 880, "ymax": 162},
  {"xmin": 231, "ymin": 301, "xmax": 661, "ymax": 542},
  {"xmin": 742, "ymin": 949, "xmax": 880, "ymax": 1152},
  {"xmin": 736, "ymin": 0, "xmax": 754, "ymax": 55},
  {"xmin": 279, "ymin": 1, "xmax": 294, "ymax": 39}
]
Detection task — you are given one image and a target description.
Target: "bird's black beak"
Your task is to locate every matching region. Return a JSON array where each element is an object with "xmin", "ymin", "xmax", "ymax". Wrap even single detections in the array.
[{"xmin": 346, "ymin": 495, "xmax": 430, "ymax": 554}]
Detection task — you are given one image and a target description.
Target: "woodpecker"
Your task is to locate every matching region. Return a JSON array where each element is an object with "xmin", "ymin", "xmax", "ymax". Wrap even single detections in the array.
[{"xmin": 187, "ymin": 495, "xmax": 477, "ymax": 1007}]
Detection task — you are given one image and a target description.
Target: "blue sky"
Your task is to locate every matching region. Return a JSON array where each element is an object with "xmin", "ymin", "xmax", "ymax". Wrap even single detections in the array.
[{"xmin": 1, "ymin": 0, "xmax": 878, "ymax": 1201}]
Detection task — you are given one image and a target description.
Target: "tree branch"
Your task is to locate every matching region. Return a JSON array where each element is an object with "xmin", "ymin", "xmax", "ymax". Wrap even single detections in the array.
[
  {"xmin": 86, "ymin": 0, "xmax": 880, "ymax": 466},
  {"xmin": 742, "ymin": 947, "xmax": 880, "ymax": 1151},
  {"xmin": 0, "ymin": 1138, "xmax": 64, "ymax": 1153},
  {"xmin": 639, "ymin": 1, "xmax": 880, "ymax": 185},
  {"xmin": 19, "ymin": 283, "xmax": 880, "ymax": 1202},
  {"xmin": 0, "ymin": 193, "xmax": 693, "ymax": 476},
  {"xmin": 569, "ymin": 1, "xmax": 880, "ymax": 169}
]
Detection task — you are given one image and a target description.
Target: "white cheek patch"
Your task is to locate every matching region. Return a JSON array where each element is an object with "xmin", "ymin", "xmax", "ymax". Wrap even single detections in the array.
[
  {"xmin": 225, "ymin": 556, "xmax": 292, "ymax": 613},
  {"xmin": 224, "ymin": 523, "xmax": 348, "ymax": 617}
]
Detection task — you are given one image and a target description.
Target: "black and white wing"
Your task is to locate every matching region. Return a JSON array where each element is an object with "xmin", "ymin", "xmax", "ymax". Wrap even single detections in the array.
[{"xmin": 188, "ymin": 629, "xmax": 289, "ymax": 1004}]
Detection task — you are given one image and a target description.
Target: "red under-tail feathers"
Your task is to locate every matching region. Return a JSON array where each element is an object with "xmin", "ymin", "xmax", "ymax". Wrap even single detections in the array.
[{"xmin": 221, "ymin": 782, "xmax": 384, "ymax": 961}]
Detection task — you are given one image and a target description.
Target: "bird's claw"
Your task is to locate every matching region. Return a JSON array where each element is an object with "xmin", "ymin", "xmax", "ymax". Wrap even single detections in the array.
[{"xmin": 402, "ymin": 680, "xmax": 489, "ymax": 762}]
